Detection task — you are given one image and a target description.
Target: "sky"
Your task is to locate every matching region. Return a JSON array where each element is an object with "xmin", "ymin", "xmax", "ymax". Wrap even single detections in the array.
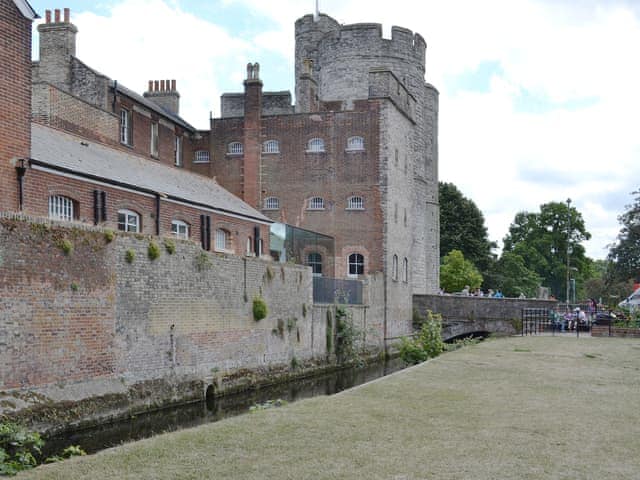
[{"xmin": 27, "ymin": 0, "xmax": 640, "ymax": 260}]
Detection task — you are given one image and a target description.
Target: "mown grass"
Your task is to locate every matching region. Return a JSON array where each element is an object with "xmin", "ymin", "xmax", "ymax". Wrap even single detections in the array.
[{"xmin": 18, "ymin": 336, "xmax": 640, "ymax": 479}]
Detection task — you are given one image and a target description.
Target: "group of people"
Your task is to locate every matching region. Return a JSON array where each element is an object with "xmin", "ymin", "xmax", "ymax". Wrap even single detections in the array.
[
  {"xmin": 551, "ymin": 299, "xmax": 598, "ymax": 332},
  {"xmin": 455, "ymin": 286, "xmax": 504, "ymax": 298}
]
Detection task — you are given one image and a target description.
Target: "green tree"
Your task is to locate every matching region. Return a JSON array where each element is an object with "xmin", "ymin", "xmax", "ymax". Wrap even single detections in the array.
[
  {"xmin": 439, "ymin": 182, "xmax": 496, "ymax": 273},
  {"xmin": 440, "ymin": 249, "xmax": 483, "ymax": 293},
  {"xmin": 491, "ymin": 252, "xmax": 541, "ymax": 298},
  {"xmin": 608, "ymin": 190, "xmax": 640, "ymax": 284},
  {"xmin": 502, "ymin": 201, "xmax": 591, "ymax": 301}
]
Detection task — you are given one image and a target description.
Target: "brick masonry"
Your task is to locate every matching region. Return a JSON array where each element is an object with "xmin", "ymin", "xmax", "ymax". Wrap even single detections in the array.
[{"xmin": 592, "ymin": 325, "xmax": 640, "ymax": 338}]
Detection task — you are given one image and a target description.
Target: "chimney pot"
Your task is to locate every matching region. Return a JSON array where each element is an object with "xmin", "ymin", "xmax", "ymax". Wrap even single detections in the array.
[
  {"xmin": 166, "ymin": 79, "xmax": 170, "ymax": 91},
  {"xmin": 54, "ymin": 9, "xmax": 60, "ymax": 22},
  {"xmin": 171, "ymin": 80, "xmax": 176, "ymax": 91},
  {"xmin": 154, "ymin": 80, "xmax": 160, "ymax": 92},
  {"xmin": 45, "ymin": 10, "xmax": 51, "ymax": 23},
  {"xmin": 148, "ymin": 80, "xmax": 153, "ymax": 91},
  {"xmin": 64, "ymin": 8, "xmax": 70, "ymax": 23}
]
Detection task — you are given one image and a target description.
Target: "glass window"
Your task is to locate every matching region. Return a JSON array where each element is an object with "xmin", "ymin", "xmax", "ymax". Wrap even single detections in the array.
[
  {"xmin": 348, "ymin": 253, "xmax": 364, "ymax": 277},
  {"xmin": 150, "ymin": 123, "xmax": 159, "ymax": 157},
  {"xmin": 120, "ymin": 109, "xmax": 131, "ymax": 145},
  {"xmin": 194, "ymin": 150, "xmax": 210, "ymax": 163},
  {"xmin": 346, "ymin": 136, "xmax": 364, "ymax": 151},
  {"xmin": 171, "ymin": 220, "xmax": 189, "ymax": 239},
  {"xmin": 117, "ymin": 209, "xmax": 140, "ymax": 232},
  {"xmin": 48, "ymin": 195, "xmax": 75, "ymax": 221},
  {"xmin": 403, "ymin": 258, "xmax": 409, "ymax": 283},
  {"xmin": 246, "ymin": 237, "xmax": 253, "ymax": 255},
  {"xmin": 308, "ymin": 197, "xmax": 324, "ymax": 210},
  {"xmin": 174, "ymin": 136, "xmax": 182, "ymax": 166},
  {"xmin": 263, "ymin": 140, "xmax": 280, "ymax": 154},
  {"xmin": 215, "ymin": 228, "xmax": 230, "ymax": 251},
  {"xmin": 307, "ymin": 138, "xmax": 325, "ymax": 152},
  {"xmin": 392, "ymin": 255, "xmax": 399, "ymax": 281},
  {"xmin": 264, "ymin": 197, "xmax": 280, "ymax": 210},
  {"xmin": 347, "ymin": 196, "xmax": 364, "ymax": 210},
  {"xmin": 307, "ymin": 252, "xmax": 322, "ymax": 276},
  {"xmin": 228, "ymin": 142, "xmax": 243, "ymax": 155}
]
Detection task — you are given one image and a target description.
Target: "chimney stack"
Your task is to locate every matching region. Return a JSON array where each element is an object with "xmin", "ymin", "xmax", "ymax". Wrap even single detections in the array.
[
  {"xmin": 143, "ymin": 79, "xmax": 181, "ymax": 115},
  {"xmin": 38, "ymin": 7, "xmax": 78, "ymax": 92}
]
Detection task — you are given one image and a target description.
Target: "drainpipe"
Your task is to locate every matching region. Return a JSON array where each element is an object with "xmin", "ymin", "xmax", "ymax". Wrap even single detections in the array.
[
  {"xmin": 155, "ymin": 193, "xmax": 161, "ymax": 236},
  {"xmin": 15, "ymin": 159, "xmax": 27, "ymax": 211}
]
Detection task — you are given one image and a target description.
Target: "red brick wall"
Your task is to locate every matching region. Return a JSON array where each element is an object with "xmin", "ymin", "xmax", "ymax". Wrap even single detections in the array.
[{"xmin": 0, "ymin": 0, "xmax": 32, "ymax": 212}]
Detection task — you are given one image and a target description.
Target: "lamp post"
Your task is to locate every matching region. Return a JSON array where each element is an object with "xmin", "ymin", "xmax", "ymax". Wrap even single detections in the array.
[{"xmin": 566, "ymin": 198, "xmax": 572, "ymax": 306}]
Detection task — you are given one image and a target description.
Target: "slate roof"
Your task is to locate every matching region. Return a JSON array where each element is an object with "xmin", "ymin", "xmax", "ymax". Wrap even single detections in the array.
[
  {"xmin": 11, "ymin": 0, "xmax": 38, "ymax": 20},
  {"xmin": 30, "ymin": 123, "xmax": 271, "ymax": 223}
]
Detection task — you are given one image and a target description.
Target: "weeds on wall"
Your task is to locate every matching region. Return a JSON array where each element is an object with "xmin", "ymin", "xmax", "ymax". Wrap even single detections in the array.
[
  {"xmin": 163, "ymin": 239, "xmax": 176, "ymax": 255},
  {"xmin": 253, "ymin": 296, "xmax": 268, "ymax": 321},
  {"xmin": 125, "ymin": 249, "xmax": 135, "ymax": 264},
  {"xmin": 103, "ymin": 230, "xmax": 115, "ymax": 243},
  {"xmin": 195, "ymin": 251, "xmax": 212, "ymax": 272},
  {"xmin": 335, "ymin": 306, "xmax": 363, "ymax": 365},
  {"xmin": 147, "ymin": 241, "xmax": 161, "ymax": 260},
  {"xmin": 57, "ymin": 239, "xmax": 74, "ymax": 255},
  {"xmin": 70, "ymin": 282, "xmax": 79, "ymax": 292},
  {"xmin": 287, "ymin": 317, "xmax": 297, "ymax": 333},
  {"xmin": 264, "ymin": 265, "xmax": 275, "ymax": 283},
  {"xmin": 399, "ymin": 311, "xmax": 445, "ymax": 365},
  {"xmin": 326, "ymin": 310, "xmax": 333, "ymax": 354},
  {"xmin": 302, "ymin": 303, "xmax": 307, "ymax": 318}
]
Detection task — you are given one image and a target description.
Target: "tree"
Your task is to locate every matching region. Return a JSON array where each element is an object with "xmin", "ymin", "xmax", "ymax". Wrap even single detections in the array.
[
  {"xmin": 608, "ymin": 190, "xmax": 640, "ymax": 284},
  {"xmin": 439, "ymin": 182, "xmax": 495, "ymax": 273},
  {"xmin": 491, "ymin": 252, "xmax": 541, "ymax": 298},
  {"xmin": 502, "ymin": 201, "xmax": 591, "ymax": 301},
  {"xmin": 440, "ymin": 249, "xmax": 483, "ymax": 293}
]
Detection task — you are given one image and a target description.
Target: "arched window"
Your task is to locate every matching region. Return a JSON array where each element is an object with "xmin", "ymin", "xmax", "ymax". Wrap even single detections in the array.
[
  {"xmin": 347, "ymin": 196, "xmax": 364, "ymax": 210},
  {"xmin": 307, "ymin": 138, "xmax": 325, "ymax": 153},
  {"xmin": 307, "ymin": 252, "xmax": 322, "ymax": 276},
  {"xmin": 215, "ymin": 228, "xmax": 231, "ymax": 251},
  {"xmin": 403, "ymin": 258, "xmax": 409, "ymax": 283},
  {"xmin": 171, "ymin": 220, "xmax": 189, "ymax": 239},
  {"xmin": 264, "ymin": 197, "xmax": 280, "ymax": 210},
  {"xmin": 348, "ymin": 253, "xmax": 364, "ymax": 277},
  {"xmin": 262, "ymin": 140, "xmax": 280, "ymax": 154},
  {"xmin": 392, "ymin": 255, "xmax": 399, "ymax": 281},
  {"xmin": 307, "ymin": 197, "xmax": 325, "ymax": 210},
  {"xmin": 48, "ymin": 195, "xmax": 76, "ymax": 221},
  {"xmin": 228, "ymin": 142, "xmax": 243, "ymax": 155},
  {"xmin": 346, "ymin": 136, "xmax": 364, "ymax": 151},
  {"xmin": 117, "ymin": 209, "xmax": 140, "ymax": 232}
]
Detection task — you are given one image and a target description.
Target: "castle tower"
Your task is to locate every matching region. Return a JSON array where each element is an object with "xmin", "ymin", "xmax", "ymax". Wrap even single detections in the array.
[{"xmin": 37, "ymin": 8, "xmax": 76, "ymax": 92}]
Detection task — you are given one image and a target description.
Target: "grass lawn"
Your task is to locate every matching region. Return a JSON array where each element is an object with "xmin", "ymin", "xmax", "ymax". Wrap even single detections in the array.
[{"xmin": 18, "ymin": 336, "xmax": 640, "ymax": 479}]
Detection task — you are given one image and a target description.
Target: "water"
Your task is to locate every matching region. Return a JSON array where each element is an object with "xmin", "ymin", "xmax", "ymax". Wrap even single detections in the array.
[{"xmin": 43, "ymin": 357, "xmax": 406, "ymax": 457}]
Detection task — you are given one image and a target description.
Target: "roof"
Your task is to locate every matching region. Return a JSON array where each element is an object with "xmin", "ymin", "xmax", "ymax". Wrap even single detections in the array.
[
  {"xmin": 30, "ymin": 123, "xmax": 271, "ymax": 224},
  {"xmin": 11, "ymin": 0, "xmax": 38, "ymax": 20},
  {"xmin": 113, "ymin": 81, "xmax": 196, "ymax": 132}
]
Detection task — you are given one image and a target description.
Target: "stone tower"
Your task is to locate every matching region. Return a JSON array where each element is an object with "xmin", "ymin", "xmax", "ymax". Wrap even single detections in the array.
[{"xmin": 294, "ymin": 14, "xmax": 440, "ymax": 295}]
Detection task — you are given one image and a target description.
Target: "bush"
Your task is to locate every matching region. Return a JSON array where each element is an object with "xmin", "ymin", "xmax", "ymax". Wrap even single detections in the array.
[
  {"xmin": 58, "ymin": 239, "xmax": 74, "ymax": 255},
  {"xmin": 148, "ymin": 241, "xmax": 161, "ymax": 260},
  {"xmin": 399, "ymin": 311, "xmax": 444, "ymax": 365},
  {"xmin": 125, "ymin": 249, "xmax": 135, "ymax": 264},
  {"xmin": 103, "ymin": 230, "xmax": 115, "ymax": 243},
  {"xmin": 0, "ymin": 422, "xmax": 44, "ymax": 475},
  {"xmin": 163, "ymin": 238, "xmax": 176, "ymax": 254},
  {"xmin": 253, "ymin": 296, "xmax": 268, "ymax": 321}
]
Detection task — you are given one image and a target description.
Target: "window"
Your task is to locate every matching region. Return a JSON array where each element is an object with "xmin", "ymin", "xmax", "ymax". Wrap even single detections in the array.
[
  {"xmin": 228, "ymin": 142, "xmax": 243, "ymax": 155},
  {"xmin": 264, "ymin": 197, "xmax": 280, "ymax": 210},
  {"xmin": 307, "ymin": 138, "xmax": 325, "ymax": 152},
  {"xmin": 263, "ymin": 140, "xmax": 280, "ymax": 154},
  {"xmin": 174, "ymin": 136, "xmax": 182, "ymax": 166},
  {"xmin": 348, "ymin": 253, "xmax": 364, "ymax": 277},
  {"xmin": 346, "ymin": 136, "xmax": 364, "ymax": 151},
  {"xmin": 215, "ymin": 228, "xmax": 231, "ymax": 251},
  {"xmin": 120, "ymin": 109, "xmax": 131, "ymax": 145},
  {"xmin": 171, "ymin": 220, "xmax": 189, "ymax": 239},
  {"xmin": 308, "ymin": 197, "xmax": 325, "ymax": 210},
  {"xmin": 394, "ymin": 148, "xmax": 399, "ymax": 166},
  {"xmin": 307, "ymin": 253, "xmax": 322, "ymax": 276},
  {"xmin": 392, "ymin": 255, "xmax": 399, "ymax": 281},
  {"xmin": 117, "ymin": 209, "xmax": 140, "ymax": 232},
  {"xmin": 347, "ymin": 196, "xmax": 364, "ymax": 210},
  {"xmin": 194, "ymin": 150, "xmax": 210, "ymax": 163},
  {"xmin": 403, "ymin": 258, "xmax": 409, "ymax": 283},
  {"xmin": 150, "ymin": 122, "xmax": 159, "ymax": 157},
  {"xmin": 246, "ymin": 237, "xmax": 253, "ymax": 255},
  {"xmin": 48, "ymin": 195, "xmax": 75, "ymax": 221}
]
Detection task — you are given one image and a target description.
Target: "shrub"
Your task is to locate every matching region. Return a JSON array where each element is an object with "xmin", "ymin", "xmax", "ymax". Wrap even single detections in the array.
[
  {"xmin": 163, "ymin": 238, "xmax": 176, "ymax": 255},
  {"xmin": 253, "ymin": 296, "xmax": 268, "ymax": 321},
  {"xmin": 399, "ymin": 311, "xmax": 444, "ymax": 365},
  {"xmin": 148, "ymin": 241, "xmax": 161, "ymax": 260},
  {"xmin": 125, "ymin": 249, "xmax": 135, "ymax": 264},
  {"xmin": 58, "ymin": 239, "xmax": 73, "ymax": 255},
  {"xmin": 103, "ymin": 230, "xmax": 115, "ymax": 243},
  {"xmin": 335, "ymin": 306, "xmax": 362, "ymax": 365},
  {"xmin": 195, "ymin": 251, "xmax": 212, "ymax": 272},
  {"xmin": 0, "ymin": 422, "xmax": 44, "ymax": 475}
]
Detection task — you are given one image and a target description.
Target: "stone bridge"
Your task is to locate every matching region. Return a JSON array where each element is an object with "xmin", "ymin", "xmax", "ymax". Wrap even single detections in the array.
[{"xmin": 413, "ymin": 295, "xmax": 557, "ymax": 341}]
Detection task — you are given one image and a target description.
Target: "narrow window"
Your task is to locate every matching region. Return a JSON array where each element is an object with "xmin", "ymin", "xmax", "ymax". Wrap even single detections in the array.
[
  {"xmin": 120, "ymin": 109, "xmax": 131, "ymax": 145},
  {"xmin": 48, "ymin": 195, "xmax": 75, "ymax": 221},
  {"xmin": 171, "ymin": 220, "xmax": 189, "ymax": 239},
  {"xmin": 307, "ymin": 252, "xmax": 322, "ymax": 277},
  {"xmin": 263, "ymin": 140, "xmax": 280, "ymax": 154},
  {"xmin": 307, "ymin": 138, "xmax": 325, "ymax": 152},
  {"xmin": 194, "ymin": 150, "xmax": 210, "ymax": 163},
  {"xmin": 246, "ymin": 237, "xmax": 253, "ymax": 255},
  {"xmin": 215, "ymin": 228, "xmax": 230, "ymax": 251},
  {"xmin": 394, "ymin": 148, "xmax": 399, "ymax": 166},
  {"xmin": 174, "ymin": 136, "xmax": 182, "ymax": 166},
  {"xmin": 228, "ymin": 142, "xmax": 243, "ymax": 155},
  {"xmin": 117, "ymin": 209, "xmax": 140, "ymax": 232},
  {"xmin": 264, "ymin": 197, "xmax": 280, "ymax": 210},
  {"xmin": 392, "ymin": 255, "xmax": 399, "ymax": 281},
  {"xmin": 347, "ymin": 196, "xmax": 364, "ymax": 210},
  {"xmin": 150, "ymin": 123, "xmax": 159, "ymax": 157},
  {"xmin": 308, "ymin": 197, "xmax": 325, "ymax": 210},
  {"xmin": 346, "ymin": 136, "xmax": 364, "ymax": 151},
  {"xmin": 403, "ymin": 258, "xmax": 409, "ymax": 283},
  {"xmin": 348, "ymin": 253, "xmax": 364, "ymax": 277}
]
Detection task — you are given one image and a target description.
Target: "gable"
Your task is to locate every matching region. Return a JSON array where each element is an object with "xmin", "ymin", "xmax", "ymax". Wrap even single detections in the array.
[{"xmin": 11, "ymin": 0, "xmax": 38, "ymax": 20}]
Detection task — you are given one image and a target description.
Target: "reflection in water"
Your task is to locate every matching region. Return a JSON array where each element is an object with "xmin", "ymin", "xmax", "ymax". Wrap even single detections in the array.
[{"xmin": 43, "ymin": 357, "xmax": 406, "ymax": 457}]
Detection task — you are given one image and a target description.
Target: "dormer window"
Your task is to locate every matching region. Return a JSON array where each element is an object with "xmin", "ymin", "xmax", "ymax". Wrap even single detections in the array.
[
  {"xmin": 263, "ymin": 140, "xmax": 280, "ymax": 154},
  {"xmin": 307, "ymin": 138, "xmax": 325, "ymax": 153},
  {"xmin": 307, "ymin": 197, "xmax": 325, "ymax": 210},
  {"xmin": 346, "ymin": 136, "xmax": 364, "ymax": 152},
  {"xmin": 228, "ymin": 142, "xmax": 243, "ymax": 155}
]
